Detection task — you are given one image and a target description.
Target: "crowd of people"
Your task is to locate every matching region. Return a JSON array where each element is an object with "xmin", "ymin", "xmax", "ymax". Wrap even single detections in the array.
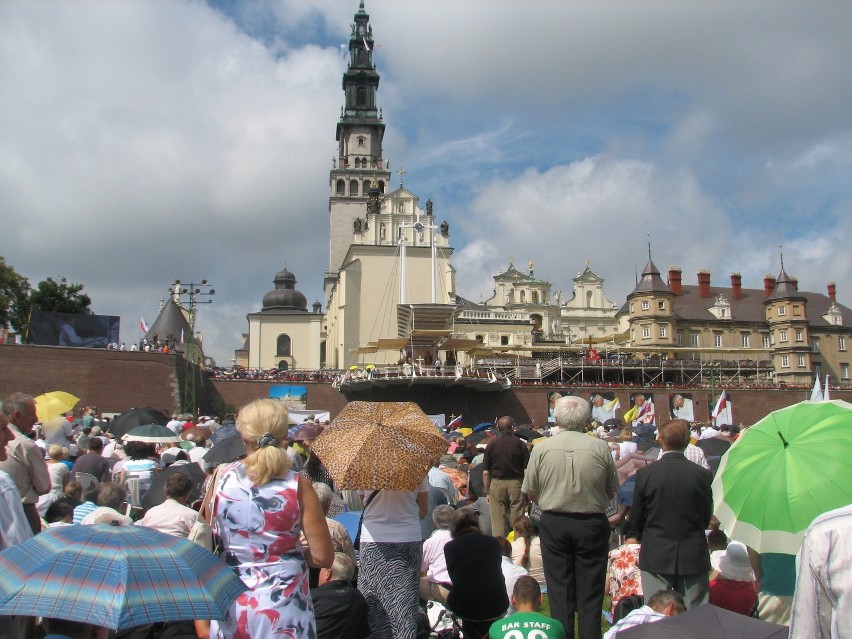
[{"xmin": 0, "ymin": 391, "xmax": 848, "ymax": 639}]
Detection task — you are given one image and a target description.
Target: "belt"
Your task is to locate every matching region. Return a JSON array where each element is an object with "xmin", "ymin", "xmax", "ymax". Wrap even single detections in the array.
[
  {"xmin": 490, "ymin": 476, "xmax": 523, "ymax": 481},
  {"xmin": 542, "ymin": 510, "xmax": 605, "ymax": 517}
]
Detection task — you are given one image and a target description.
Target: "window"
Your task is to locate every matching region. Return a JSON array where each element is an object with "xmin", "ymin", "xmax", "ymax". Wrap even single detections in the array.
[
  {"xmin": 658, "ymin": 301, "xmax": 666, "ymax": 311},
  {"xmin": 676, "ymin": 333, "xmax": 682, "ymax": 346},
  {"xmin": 780, "ymin": 330, "xmax": 788, "ymax": 343},
  {"xmin": 500, "ymin": 335, "xmax": 509, "ymax": 346},
  {"xmin": 336, "ymin": 179, "xmax": 345, "ymax": 195},
  {"xmin": 356, "ymin": 86, "xmax": 366, "ymax": 106},
  {"xmin": 795, "ymin": 330, "xmax": 804, "ymax": 342},
  {"xmin": 658, "ymin": 326, "xmax": 667, "ymax": 338},
  {"xmin": 350, "ymin": 180, "xmax": 359, "ymax": 196},
  {"xmin": 276, "ymin": 334, "xmax": 291, "ymax": 357},
  {"xmin": 842, "ymin": 363, "xmax": 849, "ymax": 380},
  {"xmin": 475, "ymin": 335, "xmax": 484, "ymax": 343},
  {"xmin": 714, "ymin": 333, "xmax": 723, "ymax": 347},
  {"xmin": 277, "ymin": 360, "xmax": 289, "ymax": 371},
  {"xmin": 762, "ymin": 335, "xmax": 771, "ymax": 349},
  {"xmin": 778, "ymin": 306, "xmax": 786, "ymax": 316},
  {"xmin": 741, "ymin": 334, "xmax": 750, "ymax": 348},
  {"xmin": 811, "ymin": 339, "xmax": 820, "ymax": 353},
  {"xmin": 629, "ymin": 302, "xmax": 635, "ymax": 313},
  {"xmin": 781, "ymin": 355, "xmax": 790, "ymax": 368},
  {"xmin": 840, "ymin": 336, "xmax": 847, "ymax": 351},
  {"xmin": 641, "ymin": 301, "xmax": 650, "ymax": 310},
  {"xmin": 642, "ymin": 327, "xmax": 651, "ymax": 339},
  {"xmin": 358, "ymin": 136, "xmax": 365, "ymax": 147},
  {"xmin": 793, "ymin": 305, "xmax": 802, "ymax": 316},
  {"xmin": 691, "ymin": 333, "xmax": 700, "ymax": 347},
  {"xmin": 720, "ymin": 308, "xmax": 728, "ymax": 318},
  {"xmin": 798, "ymin": 355, "xmax": 806, "ymax": 367}
]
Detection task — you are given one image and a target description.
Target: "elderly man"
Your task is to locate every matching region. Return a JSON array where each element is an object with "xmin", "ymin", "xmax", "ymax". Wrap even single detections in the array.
[
  {"xmin": 522, "ymin": 396, "xmax": 618, "ymax": 639},
  {"xmin": 311, "ymin": 552, "xmax": 370, "ymax": 639},
  {"xmin": 591, "ymin": 395, "xmax": 616, "ymax": 425},
  {"xmin": 631, "ymin": 418, "xmax": 713, "ymax": 609},
  {"xmin": 483, "ymin": 416, "xmax": 528, "ymax": 538},
  {"xmin": 0, "ymin": 393, "xmax": 51, "ymax": 533},
  {"xmin": 0, "ymin": 403, "xmax": 33, "ymax": 549},
  {"xmin": 135, "ymin": 472, "xmax": 198, "ymax": 538},
  {"xmin": 670, "ymin": 394, "xmax": 694, "ymax": 421}
]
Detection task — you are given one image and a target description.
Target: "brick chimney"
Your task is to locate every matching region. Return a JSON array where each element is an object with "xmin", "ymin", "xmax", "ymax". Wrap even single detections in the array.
[
  {"xmin": 730, "ymin": 272, "xmax": 742, "ymax": 300},
  {"xmin": 698, "ymin": 269, "xmax": 711, "ymax": 298},
  {"xmin": 668, "ymin": 266, "xmax": 683, "ymax": 295},
  {"xmin": 828, "ymin": 281, "xmax": 837, "ymax": 302},
  {"xmin": 764, "ymin": 274, "xmax": 777, "ymax": 299},
  {"xmin": 791, "ymin": 276, "xmax": 799, "ymax": 291}
]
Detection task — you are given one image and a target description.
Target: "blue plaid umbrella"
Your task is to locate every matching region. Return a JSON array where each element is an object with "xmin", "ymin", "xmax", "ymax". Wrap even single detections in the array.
[{"xmin": 0, "ymin": 524, "xmax": 245, "ymax": 630}]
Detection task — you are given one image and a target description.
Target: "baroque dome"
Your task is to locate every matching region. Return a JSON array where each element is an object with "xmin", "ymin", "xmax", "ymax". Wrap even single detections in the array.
[{"xmin": 262, "ymin": 267, "xmax": 308, "ymax": 311}]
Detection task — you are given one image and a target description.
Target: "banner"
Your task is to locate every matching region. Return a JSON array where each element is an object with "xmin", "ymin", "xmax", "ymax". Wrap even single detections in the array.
[{"xmin": 29, "ymin": 311, "xmax": 119, "ymax": 348}]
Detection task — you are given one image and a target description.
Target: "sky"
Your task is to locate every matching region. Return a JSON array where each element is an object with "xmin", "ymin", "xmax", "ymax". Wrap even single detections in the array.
[{"xmin": 2, "ymin": 0, "xmax": 852, "ymax": 366}]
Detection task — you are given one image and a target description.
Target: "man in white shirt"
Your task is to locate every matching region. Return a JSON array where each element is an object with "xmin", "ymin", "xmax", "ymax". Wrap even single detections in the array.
[
  {"xmin": 0, "ymin": 405, "xmax": 33, "ymax": 549},
  {"xmin": 603, "ymin": 590, "xmax": 685, "ymax": 639},
  {"xmin": 135, "ymin": 472, "xmax": 198, "ymax": 538},
  {"xmin": 789, "ymin": 504, "xmax": 852, "ymax": 639}
]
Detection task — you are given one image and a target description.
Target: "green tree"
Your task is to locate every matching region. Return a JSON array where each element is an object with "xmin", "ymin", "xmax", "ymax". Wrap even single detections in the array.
[
  {"xmin": 0, "ymin": 256, "xmax": 30, "ymax": 331},
  {"xmin": 28, "ymin": 277, "xmax": 92, "ymax": 315}
]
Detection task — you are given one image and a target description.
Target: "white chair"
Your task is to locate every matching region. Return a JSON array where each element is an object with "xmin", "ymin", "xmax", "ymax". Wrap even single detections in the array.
[
  {"xmin": 76, "ymin": 472, "xmax": 99, "ymax": 498},
  {"xmin": 124, "ymin": 477, "xmax": 141, "ymax": 517}
]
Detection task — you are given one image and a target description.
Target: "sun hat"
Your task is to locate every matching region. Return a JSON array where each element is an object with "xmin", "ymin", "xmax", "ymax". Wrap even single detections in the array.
[{"xmin": 718, "ymin": 541, "xmax": 754, "ymax": 582}]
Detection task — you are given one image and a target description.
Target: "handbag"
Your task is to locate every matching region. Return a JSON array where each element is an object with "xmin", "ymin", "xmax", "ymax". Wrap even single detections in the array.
[
  {"xmin": 352, "ymin": 490, "xmax": 379, "ymax": 551},
  {"xmin": 189, "ymin": 466, "xmax": 222, "ymax": 552}
]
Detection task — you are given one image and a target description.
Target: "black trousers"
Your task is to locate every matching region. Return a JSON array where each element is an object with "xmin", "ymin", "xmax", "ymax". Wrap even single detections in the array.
[{"xmin": 539, "ymin": 511, "xmax": 609, "ymax": 639}]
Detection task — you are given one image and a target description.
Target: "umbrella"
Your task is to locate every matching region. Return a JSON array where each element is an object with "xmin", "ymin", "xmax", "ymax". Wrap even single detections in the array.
[
  {"xmin": 472, "ymin": 422, "xmax": 494, "ymax": 433},
  {"xmin": 123, "ymin": 424, "xmax": 181, "ymax": 443},
  {"xmin": 466, "ymin": 431, "xmax": 493, "ymax": 446},
  {"xmin": 108, "ymin": 407, "xmax": 169, "ymax": 439},
  {"xmin": 616, "ymin": 603, "xmax": 788, "ymax": 638},
  {"xmin": 0, "ymin": 524, "xmax": 246, "ymax": 630},
  {"xmin": 203, "ymin": 435, "xmax": 247, "ymax": 467},
  {"xmin": 210, "ymin": 422, "xmax": 237, "ymax": 444},
  {"xmin": 142, "ymin": 462, "xmax": 207, "ymax": 510},
  {"xmin": 515, "ymin": 428, "xmax": 544, "ymax": 441},
  {"xmin": 181, "ymin": 425, "xmax": 213, "ymax": 443},
  {"xmin": 34, "ymin": 391, "xmax": 80, "ymax": 422},
  {"xmin": 293, "ymin": 423, "xmax": 324, "ymax": 442},
  {"xmin": 713, "ymin": 399, "xmax": 852, "ymax": 554},
  {"xmin": 311, "ymin": 401, "xmax": 449, "ymax": 491}
]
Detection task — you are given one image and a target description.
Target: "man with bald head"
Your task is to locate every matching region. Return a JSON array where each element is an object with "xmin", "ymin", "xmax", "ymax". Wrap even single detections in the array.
[
  {"xmin": 631, "ymin": 418, "xmax": 713, "ymax": 609},
  {"xmin": 482, "ymin": 415, "xmax": 528, "ymax": 538}
]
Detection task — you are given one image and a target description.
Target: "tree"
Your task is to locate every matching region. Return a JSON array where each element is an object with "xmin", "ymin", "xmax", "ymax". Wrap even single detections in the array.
[
  {"xmin": 28, "ymin": 277, "xmax": 92, "ymax": 315},
  {"xmin": 0, "ymin": 256, "xmax": 30, "ymax": 331}
]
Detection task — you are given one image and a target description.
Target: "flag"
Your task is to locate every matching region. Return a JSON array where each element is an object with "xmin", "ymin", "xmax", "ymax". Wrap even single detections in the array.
[
  {"xmin": 810, "ymin": 376, "xmax": 823, "ymax": 401},
  {"xmin": 825, "ymin": 375, "xmax": 831, "ymax": 401},
  {"xmin": 605, "ymin": 397, "xmax": 621, "ymax": 413},
  {"xmin": 446, "ymin": 414, "xmax": 463, "ymax": 431},
  {"xmin": 140, "ymin": 317, "xmax": 148, "ymax": 333},
  {"xmin": 712, "ymin": 390, "xmax": 732, "ymax": 424},
  {"xmin": 362, "ymin": 36, "xmax": 370, "ymax": 51},
  {"xmin": 623, "ymin": 405, "xmax": 638, "ymax": 424}
]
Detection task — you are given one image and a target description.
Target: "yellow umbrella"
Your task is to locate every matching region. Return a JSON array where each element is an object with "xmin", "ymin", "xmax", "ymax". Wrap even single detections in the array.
[
  {"xmin": 457, "ymin": 427, "xmax": 473, "ymax": 437},
  {"xmin": 34, "ymin": 391, "xmax": 80, "ymax": 422}
]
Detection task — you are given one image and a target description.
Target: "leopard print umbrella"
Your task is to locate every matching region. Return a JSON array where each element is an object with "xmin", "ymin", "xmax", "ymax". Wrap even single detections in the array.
[{"xmin": 311, "ymin": 401, "xmax": 449, "ymax": 491}]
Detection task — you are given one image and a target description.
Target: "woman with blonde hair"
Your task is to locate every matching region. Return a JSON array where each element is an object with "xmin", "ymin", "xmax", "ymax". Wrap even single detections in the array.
[
  {"xmin": 511, "ymin": 515, "xmax": 546, "ymax": 592},
  {"xmin": 210, "ymin": 399, "xmax": 333, "ymax": 639}
]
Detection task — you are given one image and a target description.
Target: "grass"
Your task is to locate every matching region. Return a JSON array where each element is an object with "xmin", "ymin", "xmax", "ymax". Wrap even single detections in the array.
[{"xmin": 539, "ymin": 594, "xmax": 614, "ymax": 634}]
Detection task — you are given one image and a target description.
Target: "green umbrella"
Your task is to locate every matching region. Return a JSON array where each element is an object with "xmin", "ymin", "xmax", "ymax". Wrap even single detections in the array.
[
  {"xmin": 713, "ymin": 399, "xmax": 852, "ymax": 554},
  {"xmin": 122, "ymin": 423, "xmax": 181, "ymax": 443}
]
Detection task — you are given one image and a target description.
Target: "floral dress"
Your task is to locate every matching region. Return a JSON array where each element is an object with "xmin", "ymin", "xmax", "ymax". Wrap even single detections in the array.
[
  {"xmin": 607, "ymin": 542, "xmax": 642, "ymax": 613},
  {"xmin": 211, "ymin": 463, "xmax": 315, "ymax": 639}
]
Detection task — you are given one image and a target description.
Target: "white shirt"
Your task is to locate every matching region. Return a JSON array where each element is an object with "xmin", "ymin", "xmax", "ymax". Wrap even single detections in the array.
[
  {"xmin": 165, "ymin": 419, "xmax": 184, "ymax": 436},
  {"xmin": 500, "ymin": 556, "xmax": 529, "ymax": 613},
  {"xmin": 603, "ymin": 605, "xmax": 667, "ymax": 639},
  {"xmin": 428, "ymin": 466, "xmax": 456, "ymax": 503},
  {"xmin": 0, "ymin": 470, "xmax": 33, "ymax": 549},
  {"xmin": 136, "ymin": 498, "xmax": 199, "ymax": 538},
  {"xmin": 360, "ymin": 475, "xmax": 429, "ymax": 544},
  {"xmin": 789, "ymin": 504, "xmax": 852, "ymax": 639},
  {"xmin": 421, "ymin": 529, "xmax": 453, "ymax": 584}
]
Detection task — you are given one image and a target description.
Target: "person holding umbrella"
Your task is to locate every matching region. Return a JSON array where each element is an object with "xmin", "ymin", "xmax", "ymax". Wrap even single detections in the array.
[{"xmin": 210, "ymin": 399, "xmax": 333, "ymax": 639}]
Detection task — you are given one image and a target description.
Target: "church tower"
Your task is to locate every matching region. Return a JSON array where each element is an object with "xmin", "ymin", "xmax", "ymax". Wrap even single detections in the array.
[{"xmin": 326, "ymin": 1, "xmax": 391, "ymax": 300}]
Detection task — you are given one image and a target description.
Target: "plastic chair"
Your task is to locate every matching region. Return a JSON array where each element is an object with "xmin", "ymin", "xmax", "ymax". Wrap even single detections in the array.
[
  {"xmin": 76, "ymin": 472, "xmax": 99, "ymax": 498},
  {"xmin": 124, "ymin": 477, "xmax": 142, "ymax": 516}
]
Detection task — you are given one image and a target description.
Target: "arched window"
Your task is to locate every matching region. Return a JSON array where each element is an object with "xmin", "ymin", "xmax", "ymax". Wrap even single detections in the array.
[
  {"xmin": 520, "ymin": 290, "xmax": 526, "ymax": 303},
  {"xmin": 276, "ymin": 334, "xmax": 291, "ymax": 357},
  {"xmin": 363, "ymin": 180, "xmax": 371, "ymax": 193},
  {"xmin": 356, "ymin": 87, "xmax": 366, "ymax": 107},
  {"xmin": 354, "ymin": 158, "xmax": 362, "ymax": 169},
  {"xmin": 378, "ymin": 181, "xmax": 385, "ymax": 193},
  {"xmin": 532, "ymin": 291, "xmax": 539, "ymax": 303},
  {"xmin": 350, "ymin": 180, "xmax": 359, "ymax": 196},
  {"xmin": 336, "ymin": 179, "xmax": 345, "ymax": 195},
  {"xmin": 277, "ymin": 360, "xmax": 289, "ymax": 371}
]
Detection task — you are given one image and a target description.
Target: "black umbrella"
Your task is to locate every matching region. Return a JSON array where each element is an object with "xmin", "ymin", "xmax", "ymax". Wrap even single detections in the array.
[
  {"xmin": 203, "ymin": 436, "xmax": 247, "ymax": 467},
  {"xmin": 141, "ymin": 463, "xmax": 207, "ymax": 511},
  {"xmin": 210, "ymin": 422, "xmax": 237, "ymax": 444},
  {"xmin": 617, "ymin": 604, "xmax": 788, "ymax": 638},
  {"xmin": 515, "ymin": 428, "xmax": 544, "ymax": 441},
  {"xmin": 466, "ymin": 431, "xmax": 494, "ymax": 446},
  {"xmin": 108, "ymin": 407, "xmax": 169, "ymax": 440}
]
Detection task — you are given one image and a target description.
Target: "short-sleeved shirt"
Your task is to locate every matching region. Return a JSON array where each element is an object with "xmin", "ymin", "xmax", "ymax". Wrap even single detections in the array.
[
  {"xmin": 482, "ymin": 434, "xmax": 528, "ymax": 480},
  {"xmin": 360, "ymin": 475, "xmax": 429, "ymax": 544},
  {"xmin": 489, "ymin": 611, "xmax": 566, "ymax": 639},
  {"xmin": 522, "ymin": 430, "xmax": 617, "ymax": 514}
]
